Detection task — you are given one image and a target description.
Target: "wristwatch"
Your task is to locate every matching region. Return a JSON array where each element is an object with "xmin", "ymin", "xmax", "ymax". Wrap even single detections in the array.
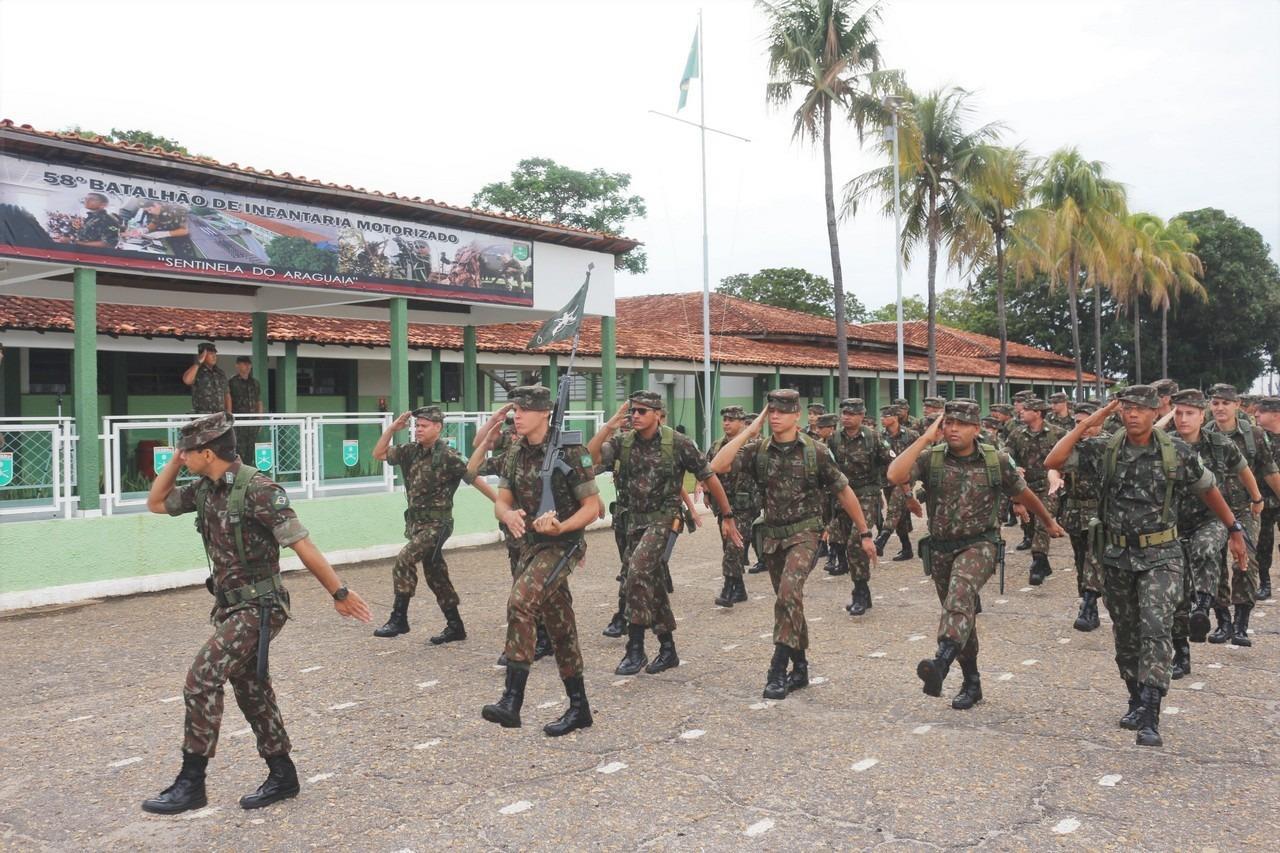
[
  {"xmin": 332, "ymin": 585, "xmax": 349, "ymax": 601},
  {"xmin": 1228, "ymin": 520, "xmax": 1245, "ymax": 535},
  {"xmin": 860, "ymin": 531, "xmax": 873, "ymax": 539}
]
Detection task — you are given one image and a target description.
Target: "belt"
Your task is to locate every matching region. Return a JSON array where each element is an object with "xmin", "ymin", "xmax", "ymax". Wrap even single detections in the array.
[
  {"xmin": 216, "ymin": 573, "xmax": 283, "ymax": 608},
  {"xmin": 629, "ymin": 507, "xmax": 679, "ymax": 528},
  {"xmin": 756, "ymin": 515, "xmax": 823, "ymax": 540},
  {"xmin": 1107, "ymin": 526, "xmax": 1179, "ymax": 548},
  {"xmin": 405, "ymin": 507, "xmax": 452, "ymax": 523},
  {"xmin": 926, "ymin": 529, "xmax": 1000, "ymax": 555}
]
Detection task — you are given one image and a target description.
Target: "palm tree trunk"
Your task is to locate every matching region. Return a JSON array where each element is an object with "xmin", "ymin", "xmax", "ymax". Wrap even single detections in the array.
[
  {"xmin": 1161, "ymin": 299, "xmax": 1168, "ymax": 379},
  {"xmin": 1093, "ymin": 279, "xmax": 1105, "ymax": 399},
  {"xmin": 1066, "ymin": 253, "xmax": 1084, "ymax": 397},
  {"xmin": 995, "ymin": 232, "xmax": 1008, "ymax": 403},
  {"xmin": 822, "ymin": 101, "xmax": 849, "ymax": 398},
  {"xmin": 926, "ymin": 189, "xmax": 939, "ymax": 396},
  {"xmin": 1133, "ymin": 294, "xmax": 1142, "ymax": 384}
]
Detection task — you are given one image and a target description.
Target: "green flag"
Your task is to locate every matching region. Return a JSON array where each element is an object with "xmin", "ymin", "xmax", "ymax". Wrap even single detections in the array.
[
  {"xmin": 678, "ymin": 26, "xmax": 699, "ymax": 111},
  {"xmin": 526, "ymin": 280, "xmax": 589, "ymax": 350}
]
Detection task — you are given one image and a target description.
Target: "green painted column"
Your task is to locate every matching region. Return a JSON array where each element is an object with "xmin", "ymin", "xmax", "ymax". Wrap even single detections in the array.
[
  {"xmin": 429, "ymin": 348, "xmax": 442, "ymax": 402},
  {"xmin": 389, "ymin": 298, "xmax": 409, "ymax": 432},
  {"xmin": 823, "ymin": 371, "xmax": 835, "ymax": 412},
  {"xmin": 463, "ymin": 326, "xmax": 478, "ymax": 449},
  {"xmin": 908, "ymin": 376, "xmax": 923, "ymax": 417},
  {"xmin": 251, "ymin": 312, "xmax": 269, "ymax": 411},
  {"xmin": 866, "ymin": 373, "xmax": 880, "ymax": 419},
  {"xmin": 977, "ymin": 381, "xmax": 988, "ymax": 415},
  {"xmin": 753, "ymin": 375, "xmax": 766, "ymax": 415},
  {"xmin": 947, "ymin": 379, "xmax": 958, "ymax": 401},
  {"xmin": 601, "ymin": 316, "xmax": 617, "ymax": 417},
  {"xmin": 73, "ymin": 268, "xmax": 100, "ymax": 512},
  {"xmin": 541, "ymin": 354, "xmax": 558, "ymax": 390},
  {"xmin": 280, "ymin": 342, "xmax": 298, "ymax": 414},
  {"xmin": 771, "ymin": 367, "xmax": 782, "ymax": 391}
]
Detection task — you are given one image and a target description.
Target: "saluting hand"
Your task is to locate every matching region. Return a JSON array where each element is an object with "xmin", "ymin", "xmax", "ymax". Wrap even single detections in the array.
[
  {"xmin": 335, "ymin": 589, "xmax": 373, "ymax": 623},
  {"xmin": 392, "ymin": 411, "xmax": 413, "ymax": 431},
  {"xmin": 745, "ymin": 409, "xmax": 767, "ymax": 438},
  {"xmin": 1083, "ymin": 399, "xmax": 1120, "ymax": 430},
  {"xmin": 922, "ymin": 415, "xmax": 944, "ymax": 443}
]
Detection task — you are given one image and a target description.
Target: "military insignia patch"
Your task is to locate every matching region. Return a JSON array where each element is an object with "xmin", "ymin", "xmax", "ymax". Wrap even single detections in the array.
[
  {"xmin": 273, "ymin": 493, "xmax": 290, "ymax": 510},
  {"xmin": 581, "ymin": 454, "xmax": 592, "ymax": 468}
]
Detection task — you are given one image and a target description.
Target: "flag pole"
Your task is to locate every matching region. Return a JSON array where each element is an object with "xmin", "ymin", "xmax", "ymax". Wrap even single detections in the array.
[{"xmin": 698, "ymin": 8, "xmax": 713, "ymax": 452}]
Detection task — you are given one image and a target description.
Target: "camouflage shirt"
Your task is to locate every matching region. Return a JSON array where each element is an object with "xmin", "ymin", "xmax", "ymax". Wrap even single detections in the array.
[
  {"xmin": 1004, "ymin": 423, "xmax": 1067, "ymax": 490},
  {"xmin": 881, "ymin": 425, "xmax": 920, "ymax": 457},
  {"xmin": 828, "ymin": 426, "xmax": 895, "ymax": 495},
  {"xmin": 148, "ymin": 204, "xmax": 188, "ymax": 232},
  {"xmin": 1264, "ymin": 429, "xmax": 1280, "ymax": 509},
  {"xmin": 605, "ymin": 426, "xmax": 711, "ymax": 517},
  {"xmin": 164, "ymin": 462, "xmax": 307, "ymax": 611},
  {"xmin": 1178, "ymin": 432, "xmax": 1246, "ymax": 529},
  {"xmin": 385, "ymin": 440, "xmax": 475, "ymax": 519},
  {"xmin": 734, "ymin": 435, "xmax": 848, "ymax": 529},
  {"xmin": 910, "ymin": 442, "xmax": 1026, "ymax": 540},
  {"xmin": 477, "ymin": 426, "xmax": 517, "ymax": 478},
  {"xmin": 708, "ymin": 435, "xmax": 757, "ymax": 515},
  {"xmin": 1069, "ymin": 433, "xmax": 1213, "ymax": 571},
  {"xmin": 191, "ymin": 363, "xmax": 229, "ymax": 413},
  {"xmin": 498, "ymin": 434, "xmax": 599, "ymax": 539},
  {"xmin": 1047, "ymin": 413, "xmax": 1076, "ymax": 432},
  {"xmin": 1060, "ymin": 445, "xmax": 1103, "ymax": 531},
  {"xmin": 74, "ymin": 209, "xmax": 120, "ymax": 246},
  {"xmin": 1204, "ymin": 417, "xmax": 1279, "ymax": 511},
  {"xmin": 228, "ymin": 375, "xmax": 261, "ymax": 414}
]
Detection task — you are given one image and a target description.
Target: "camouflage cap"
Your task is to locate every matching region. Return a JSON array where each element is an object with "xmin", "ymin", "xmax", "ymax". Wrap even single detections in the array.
[
  {"xmin": 1208, "ymin": 383, "xmax": 1239, "ymax": 402},
  {"xmin": 767, "ymin": 388, "xmax": 801, "ymax": 413},
  {"xmin": 1241, "ymin": 394, "xmax": 1259, "ymax": 406},
  {"xmin": 1116, "ymin": 384, "xmax": 1160, "ymax": 409},
  {"xmin": 815, "ymin": 413, "xmax": 839, "ymax": 428},
  {"xmin": 508, "ymin": 384, "xmax": 552, "ymax": 411},
  {"xmin": 177, "ymin": 411, "xmax": 234, "ymax": 450},
  {"xmin": 744, "ymin": 412, "xmax": 759, "ymax": 420},
  {"xmin": 892, "ymin": 397, "xmax": 909, "ymax": 407},
  {"xmin": 807, "ymin": 402, "xmax": 827, "ymax": 414},
  {"xmin": 989, "ymin": 403, "xmax": 1013, "ymax": 416},
  {"xmin": 1153, "ymin": 378, "xmax": 1179, "ymax": 396},
  {"xmin": 1049, "ymin": 391, "xmax": 1069, "ymax": 404},
  {"xmin": 1257, "ymin": 397, "xmax": 1280, "ymax": 414},
  {"xmin": 879, "ymin": 405, "xmax": 899, "ymax": 418},
  {"xmin": 923, "ymin": 396, "xmax": 946, "ymax": 408},
  {"xmin": 719, "ymin": 405, "xmax": 748, "ymax": 420},
  {"xmin": 629, "ymin": 390, "xmax": 665, "ymax": 411},
  {"xmin": 1073, "ymin": 401, "xmax": 1099, "ymax": 415},
  {"xmin": 839, "ymin": 397, "xmax": 866, "ymax": 414},
  {"xmin": 1013, "ymin": 390, "xmax": 1034, "ymax": 401},
  {"xmin": 235, "ymin": 355, "xmax": 252, "ymax": 364},
  {"xmin": 1022, "ymin": 397, "xmax": 1049, "ymax": 412},
  {"xmin": 1171, "ymin": 389, "xmax": 1208, "ymax": 409},
  {"xmin": 197, "ymin": 341, "xmax": 218, "ymax": 354},
  {"xmin": 411, "ymin": 405, "xmax": 445, "ymax": 422},
  {"xmin": 981, "ymin": 417, "xmax": 999, "ymax": 428},
  {"xmin": 943, "ymin": 399, "xmax": 981, "ymax": 425}
]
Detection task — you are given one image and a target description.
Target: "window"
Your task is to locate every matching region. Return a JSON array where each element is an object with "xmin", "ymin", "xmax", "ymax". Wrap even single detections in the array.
[
  {"xmin": 297, "ymin": 358, "xmax": 348, "ymax": 396},
  {"xmin": 27, "ymin": 349, "xmax": 72, "ymax": 394},
  {"xmin": 439, "ymin": 363, "xmax": 461, "ymax": 403},
  {"xmin": 782, "ymin": 375, "xmax": 825, "ymax": 399},
  {"xmin": 126, "ymin": 353, "xmax": 192, "ymax": 395}
]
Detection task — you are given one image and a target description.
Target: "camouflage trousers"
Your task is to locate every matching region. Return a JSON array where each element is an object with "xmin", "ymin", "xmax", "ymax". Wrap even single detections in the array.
[
  {"xmin": 1103, "ymin": 558, "xmax": 1184, "ymax": 693},
  {"xmin": 763, "ymin": 530, "xmax": 821, "ymax": 650},
  {"xmin": 884, "ymin": 487, "xmax": 911, "ymax": 535},
  {"xmin": 233, "ymin": 425, "xmax": 259, "ymax": 461},
  {"xmin": 1067, "ymin": 531, "xmax": 1104, "ymax": 595},
  {"xmin": 183, "ymin": 606, "xmax": 290, "ymax": 759},
  {"xmin": 718, "ymin": 515, "xmax": 754, "ymax": 579},
  {"xmin": 1215, "ymin": 513, "xmax": 1259, "ymax": 606},
  {"xmin": 392, "ymin": 520, "xmax": 458, "ymax": 609},
  {"xmin": 1028, "ymin": 487, "xmax": 1059, "ymax": 556},
  {"xmin": 1258, "ymin": 506, "xmax": 1278, "ymax": 574},
  {"xmin": 504, "ymin": 540, "xmax": 584, "ymax": 679},
  {"xmin": 1183, "ymin": 519, "xmax": 1228, "ymax": 596},
  {"xmin": 930, "ymin": 540, "xmax": 997, "ymax": 664},
  {"xmin": 829, "ymin": 491, "xmax": 882, "ymax": 582},
  {"xmin": 623, "ymin": 523, "xmax": 677, "ymax": 634}
]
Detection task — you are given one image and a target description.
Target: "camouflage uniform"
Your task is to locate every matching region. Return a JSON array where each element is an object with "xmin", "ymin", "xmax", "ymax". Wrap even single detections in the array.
[
  {"xmin": 73, "ymin": 207, "xmax": 120, "ymax": 247},
  {"xmin": 1060, "ymin": 452, "xmax": 1105, "ymax": 596},
  {"xmin": 1047, "ymin": 393, "xmax": 1075, "ymax": 432},
  {"xmin": 708, "ymin": 425, "xmax": 757, "ymax": 581},
  {"xmin": 1204, "ymin": 411, "xmax": 1277, "ymax": 606},
  {"xmin": 479, "ymin": 425, "xmax": 522, "ymax": 579},
  {"xmin": 228, "ymin": 372, "xmax": 262, "ymax": 458},
  {"xmin": 880, "ymin": 415, "xmax": 919, "ymax": 545},
  {"xmin": 1258, "ymin": 401, "xmax": 1280, "ymax": 598},
  {"xmin": 1004, "ymin": 406, "xmax": 1066, "ymax": 578},
  {"xmin": 383, "ymin": 437, "xmax": 475, "ymax": 607},
  {"xmin": 826, "ymin": 403, "xmax": 894, "ymax": 587},
  {"xmin": 191, "ymin": 362, "xmax": 229, "ymax": 414}
]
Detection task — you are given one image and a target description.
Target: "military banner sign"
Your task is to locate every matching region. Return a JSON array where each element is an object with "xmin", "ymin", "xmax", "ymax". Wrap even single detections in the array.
[
  {"xmin": 152, "ymin": 446, "xmax": 175, "ymax": 475},
  {"xmin": 255, "ymin": 442, "xmax": 274, "ymax": 472},
  {"xmin": 342, "ymin": 439, "xmax": 359, "ymax": 467},
  {"xmin": 0, "ymin": 452, "xmax": 13, "ymax": 487}
]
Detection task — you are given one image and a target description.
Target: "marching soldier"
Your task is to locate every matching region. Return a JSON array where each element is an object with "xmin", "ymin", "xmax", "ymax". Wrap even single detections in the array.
[
  {"xmin": 588, "ymin": 391, "xmax": 740, "ymax": 677},
  {"xmin": 1004, "ymin": 397, "xmax": 1067, "ymax": 584},
  {"xmin": 371, "ymin": 406, "xmax": 497, "ymax": 644},
  {"xmin": 814, "ymin": 412, "xmax": 842, "ymax": 574},
  {"xmin": 921, "ymin": 396, "xmax": 946, "ymax": 428},
  {"xmin": 1256, "ymin": 397, "xmax": 1280, "ymax": 600},
  {"xmin": 988, "ymin": 403, "xmax": 1019, "ymax": 527},
  {"xmin": 182, "ymin": 342, "xmax": 231, "ymax": 415},
  {"xmin": 877, "ymin": 404, "xmax": 920, "ymax": 558},
  {"xmin": 825, "ymin": 399, "xmax": 895, "ymax": 616},
  {"xmin": 711, "ymin": 390, "xmax": 877, "ymax": 700},
  {"xmin": 707, "ymin": 406, "xmax": 758, "ymax": 608},
  {"xmin": 888, "ymin": 401, "xmax": 1061, "ymax": 710},
  {"xmin": 1047, "ymin": 387, "xmax": 1248, "ymax": 747},
  {"xmin": 805, "ymin": 402, "xmax": 827, "ymax": 439},
  {"xmin": 744, "ymin": 412, "xmax": 769, "ymax": 576},
  {"xmin": 473, "ymin": 385, "xmax": 601, "ymax": 735},
  {"xmin": 1060, "ymin": 401, "xmax": 1105, "ymax": 632},
  {"xmin": 1047, "ymin": 392, "xmax": 1075, "ymax": 431},
  {"xmin": 228, "ymin": 356, "xmax": 263, "ymax": 459},
  {"xmin": 1153, "ymin": 379, "xmax": 1179, "ymax": 420},
  {"xmin": 141, "ymin": 412, "xmax": 372, "ymax": 814}
]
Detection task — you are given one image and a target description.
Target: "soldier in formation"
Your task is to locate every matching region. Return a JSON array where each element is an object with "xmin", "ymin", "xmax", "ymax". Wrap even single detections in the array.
[
  {"xmin": 706, "ymin": 406, "xmax": 758, "ymax": 608},
  {"xmin": 1059, "ymin": 401, "xmax": 1105, "ymax": 632},
  {"xmin": 1047, "ymin": 392, "xmax": 1075, "ymax": 431},
  {"xmin": 1256, "ymin": 397, "xmax": 1280, "ymax": 600},
  {"xmin": 183, "ymin": 341, "xmax": 231, "ymax": 415},
  {"xmin": 1004, "ymin": 397, "xmax": 1067, "ymax": 585},
  {"xmin": 877, "ymin": 404, "xmax": 920, "ymax": 558},
  {"xmin": 228, "ymin": 355, "xmax": 263, "ymax": 458}
]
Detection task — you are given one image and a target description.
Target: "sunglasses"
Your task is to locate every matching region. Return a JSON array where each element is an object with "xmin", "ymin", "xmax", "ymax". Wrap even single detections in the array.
[{"xmin": 629, "ymin": 407, "xmax": 653, "ymax": 416}]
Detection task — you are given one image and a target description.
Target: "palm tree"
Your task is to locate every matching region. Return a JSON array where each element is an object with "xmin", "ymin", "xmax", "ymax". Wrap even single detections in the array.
[
  {"xmin": 1026, "ymin": 147, "xmax": 1127, "ymax": 398},
  {"xmin": 844, "ymin": 86, "xmax": 1003, "ymax": 394},
  {"xmin": 1150, "ymin": 217, "xmax": 1205, "ymax": 378},
  {"xmin": 950, "ymin": 145, "xmax": 1038, "ymax": 402},
  {"xmin": 1111, "ymin": 213, "xmax": 1166, "ymax": 384},
  {"xmin": 761, "ymin": 0, "xmax": 892, "ymax": 398}
]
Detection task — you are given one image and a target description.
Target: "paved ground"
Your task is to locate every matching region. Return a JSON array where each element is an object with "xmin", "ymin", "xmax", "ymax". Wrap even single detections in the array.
[{"xmin": 1, "ymin": 522, "xmax": 1277, "ymax": 851}]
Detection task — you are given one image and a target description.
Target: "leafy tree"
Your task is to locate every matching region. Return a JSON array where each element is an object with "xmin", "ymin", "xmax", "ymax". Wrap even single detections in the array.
[
  {"xmin": 65, "ymin": 126, "xmax": 193, "ymax": 156},
  {"xmin": 471, "ymin": 157, "xmax": 647, "ymax": 274},
  {"xmin": 265, "ymin": 236, "xmax": 337, "ymax": 274},
  {"xmin": 718, "ymin": 267, "xmax": 866, "ymax": 320},
  {"xmin": 868, "ymin": 295, "xmax": 926, "ymax": 322},
  {"xmin": 761, "ymin": 0, "xmax": 894, "ymax": 398}
]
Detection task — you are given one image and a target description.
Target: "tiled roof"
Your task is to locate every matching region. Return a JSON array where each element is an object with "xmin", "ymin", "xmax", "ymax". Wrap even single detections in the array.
[
  {"xmin": 0, "ymin": 294, "xmax": 1099, "ymax": 383},
  {"xmin": 0, "ymin": 120, "xmax": 640, "ymax": 254},
  {"xmin": 858, "ymin": 320, "xmax": 1074, "ymax": 364}
]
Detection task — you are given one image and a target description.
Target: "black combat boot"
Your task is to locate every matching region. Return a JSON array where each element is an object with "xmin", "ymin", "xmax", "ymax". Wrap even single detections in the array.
[
  {"xmin": 731, "ymin": 576, "xmax": 748, "ymax": 603},
  {"xmin": 763, "ymin": 643, "xmax": 791, "ymax": 700},
  {"xmin": 1073, "ymin": 590, "xmax": 1099, "ymax": 632},
  {"xmin": 847, "ymin": 581, "xmax": 868, "ymax": 616},
  {"xmin": 372, "ymin": 592, "xmax": 410, "ymax": 638},
  {"xmin": 785, "ymin": 647, "xmax": 809, "ymax": 692},
  {"xmin": 873, "ymin": 529, "xmax": 892, "ymax": 557},
  {"xmin": 543, "ymin": 675, "xmax": 593, "ymax": 737},
  {"xmin": 1171, "ymin": 638, "xmax": 1191, "ymax": 679},
  {"xmin": 816, "ymin": 539, "xmax": 829, "ymax": 558},
  {"xmin": 429, "ymin": 607, "xmax": 466, "ymax": 645},
  {"xmin": 1231, "ymin": 603, "xmax": 1253, "ymax": 647},
  {"xmin": 1119, "ymin": 678, "xmax": 1143, "ymax": 730},
  {"xmin": 481, "ymin": 664, "xmax": 529, "ymax": 728},
  {"xmin": 1015, "ymin": 528, "xmax": 1033, "ymax": 551},
  {"xmin": 748, "ymin": 559, "xmax": 767, "ymax": 574},
  {"xmin": 951, "ymin": 657, "xmax": 983, "ymax": 710},
  {"xmin": 141, "ymin": 751, "xmax": 208, "ymax": 815},
  {"xmin": 824, "ymin": 548, "xmax": 840, "ymax": 575},
  {"xmin": 615, "ymin": 624, "xmax": 648, "ymax": 675},
  {"xmin": 1028, "ymin": 553, "xmax": 1052, "ymax": 586},
  {"xmin": 533, "ymin": 623, "xmax": 553, "ymax": 660},
  {"xmin": 714, "ymin": 577, "xmax": 736, "ymax": 607},
  {"xmin": 645, "ymin": 632, "xmax": 680, "ymax": 674},
  {"xmin": 892, "ymin": 540, "xmax": 914, "ymax": 562},
  {"xmin": 1207, "ymin": 606, "xmax": 1234, "ymax": 644},
  {"xmin": 1003, "ymin": 507, "xmax": 1018, "ymax": 527},
  {"xmin": 602, "ymin": 596, "xmax": 627, "ymax": 637},
  {"xmin": 1189, "ymin": 592, "xmax": 1214, "ymax": 643},
  {"xmin": 916, "ymin": 639, "xmax": 960, "ymax": 697},
  {"xmin": 1258, "ymin": 566, "xmax": 1272, "ymax": 601},
  {"xmin": 239, "ymin": 754, "xmax": 300, "ymax": 809},
  {"xmin": 1135, "ymin": 685, "xmax": 1163, "ymax": 747},
  {"xmin": 496, "ymin": 651, "xmax": 508, "ymax": 667}
]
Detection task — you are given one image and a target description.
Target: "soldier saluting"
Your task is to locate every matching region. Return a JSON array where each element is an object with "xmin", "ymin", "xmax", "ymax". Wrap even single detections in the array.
[
  {"xmin": 1046, "ymin": 386, "xmax": 1248, "ymax": 747},
  {"xmin": 141, "ymin": 412, "xmax": 372, "ymax": 815},
  {"xmin": 183, "ymin": 342, "xmax": 231, "ymax": 415}
]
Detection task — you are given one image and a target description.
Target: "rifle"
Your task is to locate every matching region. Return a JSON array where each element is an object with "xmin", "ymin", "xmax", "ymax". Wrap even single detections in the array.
[
  {"xmin": 997, "ymin": 538, "xmax": 1007, "ymax": 595},
  {"xmin": 535, "ymin": 265, "xmax": 592, "ymax": 520}
]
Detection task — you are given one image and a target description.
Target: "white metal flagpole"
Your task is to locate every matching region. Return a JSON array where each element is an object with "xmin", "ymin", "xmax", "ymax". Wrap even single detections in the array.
[{"xmin": 698, "ymin": 9, "xmax": 713, "ymax": 452}]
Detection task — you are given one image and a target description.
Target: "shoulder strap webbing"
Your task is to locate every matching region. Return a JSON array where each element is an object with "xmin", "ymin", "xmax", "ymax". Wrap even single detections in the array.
[
  {"xmin": 620, "ymin": 426, "xmax": 677, "ymax": 495},
  {"xmin": 1238, "ymin": 417, "xmax": 1256, "ymax": 459},
  {"xmin": 979, "ymin": 441, "xmax": 1001, "ymax": 529},
  {"xmin": 1103, "ymin": 429, "xmax": 1177, "ymax": 527},
  {"xmin": 755, "ymin": 434, "xmax": 819, "ymax": 492},
  {"xmin": 227, "ymin": 464, "xmax": 264, "ymax": 577}
]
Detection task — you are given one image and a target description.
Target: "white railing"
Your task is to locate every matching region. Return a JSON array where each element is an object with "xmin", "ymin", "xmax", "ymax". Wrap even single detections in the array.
[{"xmin": 0, "ymin": 417, "xmax": 75, "ymax": 518}]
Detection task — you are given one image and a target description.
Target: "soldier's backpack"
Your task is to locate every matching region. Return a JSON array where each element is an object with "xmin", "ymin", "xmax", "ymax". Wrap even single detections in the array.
[
  {"xmin": 618, "ymin": 424, "xmax": 679, "ymax": 495},
  {"xmin": 826, "ymin": 425, "xmax": 883, "ymax": 487},
  {"xmin": 194, "ymin": 463, "xmax": 271, "ymax": 582},
  {"xmin": 1098, "ymin": 425, "xmax": 1180, "ymax": 529},
  {"xmin": 924, "ymin": 441, "xmax": 1002, "ymax": 531},
  {"xmin": 753, "ymin": 432, "xmax": 821, "ymax": 493}
]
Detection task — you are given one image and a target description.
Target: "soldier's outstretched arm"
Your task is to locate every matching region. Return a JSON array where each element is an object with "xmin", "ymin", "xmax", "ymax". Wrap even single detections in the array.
[
  {"xmin": 1014, "ymin": 487, "xmax": 1064, "ymax": 537},
  {"xmin": 680, "ymin": 488, "xmax": 701, "ymax": 528},
  {"xmin": 710, "ymin": 410, "xmax": 764, "ymax": 474},
  {"xmin": 1240, "ymin": 467, "xmax": 1264, "ymax": 516},
  {"xmin": 146, "ymin": 449, "xmax": 186, "ymax": 514},
  {"xmin": 886, "ymin": 417, "xmax": 942, "ymax": 485},
  {"xmin": 700, "ymin": 475, "xmax": 742, "ymax": 547},
  {"xmin": 1046, "ymin": 400, "xmax": 1117, "ymax": 471},
  {"xmin": 1198, "ymin": 486, "xmax": 1249, "ymax": 571},
  {"xmin": 472, "ymin": 476, "xmax": 499, "ymax": 504},
  {"xmin": 289, "ymin": 537, "xmax": 373, "ymax": 622},
  {"xmin": 835, "ymin": 486, "xmax": 878, "ymax": 563},
  {"xmin": 373, "ymin": 412, "xmax": 412, "ymax": 461}
]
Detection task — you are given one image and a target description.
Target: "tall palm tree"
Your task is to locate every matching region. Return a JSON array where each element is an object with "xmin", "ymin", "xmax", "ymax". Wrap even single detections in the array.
[
  {"xmin": 950, "ymin": 145, "xmax": 1038, "ymax": 402},
  {"xmin": 1111, "ymin": 213, "xmax": 1167, "ymax": 384},
  {"xmin": 844, "ymin": 86, "xmax": 1003, "ymax": 394},
  {"xmin": 761, "ymin": 0, "xmax": 892, "ymax": 397},
  {"xmin": 1026, "ymin": 147, "xmax": 1127, "ymax": 397},
  {"xmin": 1150, "ymin": 217, "xmax": 1205, "ymax": 378}
]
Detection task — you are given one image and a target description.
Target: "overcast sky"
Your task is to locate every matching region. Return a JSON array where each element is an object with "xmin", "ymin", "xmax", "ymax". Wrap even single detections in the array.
[{"xmin": 2, "ymin": 0, "xmax": 1277, "ymax": 312}]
